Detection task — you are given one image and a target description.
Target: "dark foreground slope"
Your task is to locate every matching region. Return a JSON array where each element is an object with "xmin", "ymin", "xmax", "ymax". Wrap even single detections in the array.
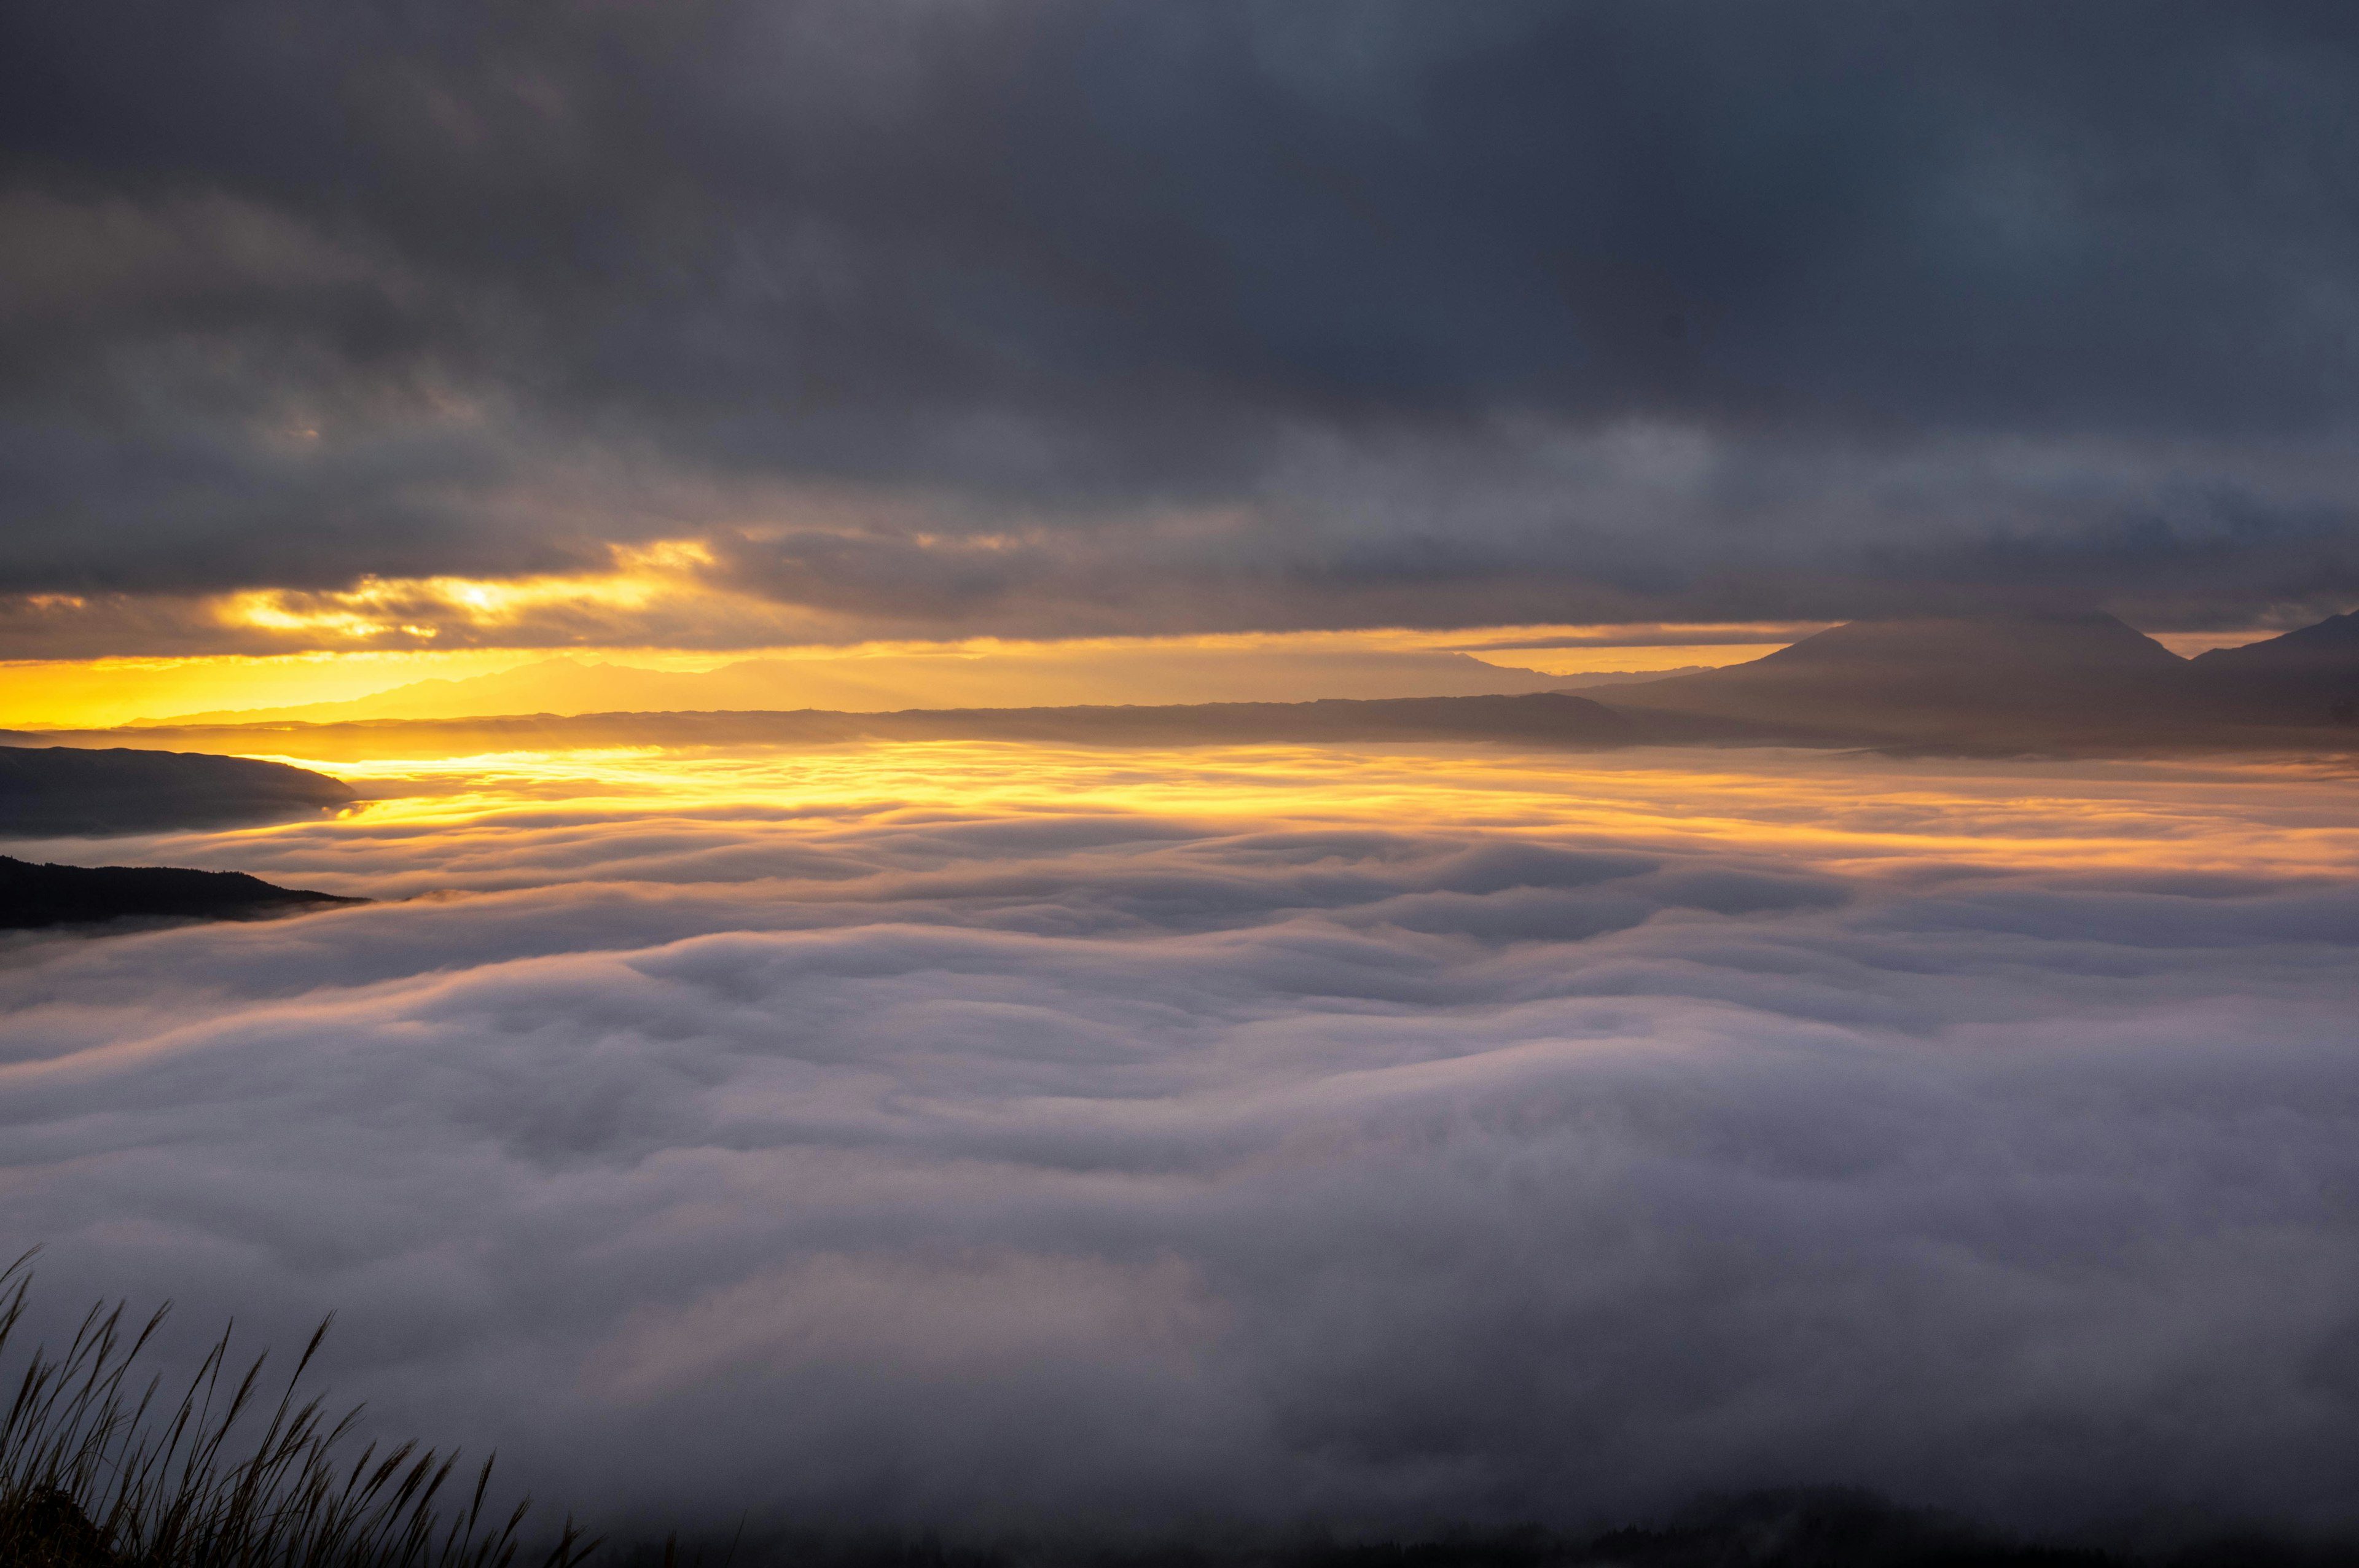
[
  {"xmin": 15, "ymin": 692, "xmax": 1640, "ymax": 763},
  {"xmin": 0, "ymin": 745, "xmax": 356, "ymax": 835},
  {"xmin": 1603, "ymin": 612, "xmax": 2359, "ymax": 753},
  {"xmin": 0, "ymin": 855, "xmax": 361, "ymax": 929}
]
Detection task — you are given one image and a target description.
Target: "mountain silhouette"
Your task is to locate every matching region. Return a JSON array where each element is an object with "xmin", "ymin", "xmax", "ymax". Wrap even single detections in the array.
[
  {"xmin": 0, "ymin": 746, "xmax": 357, "ymax": 837},
  {"xmin": 1600, "ymin": 612, "xmax": 2197, "ymax": 748},
  {"xmin": 2189, "ymin": 610, "xmax": 2359, "ymax": 727},
  {"xmin": 1, "ymin": 854, "xmax": 361, "ymax": 930}
]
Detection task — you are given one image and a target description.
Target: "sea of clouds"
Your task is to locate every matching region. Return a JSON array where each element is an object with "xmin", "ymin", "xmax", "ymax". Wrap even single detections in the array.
[{"xmin": 4, "ymin": 745, "xmax": 2359, "ymax": 1542}]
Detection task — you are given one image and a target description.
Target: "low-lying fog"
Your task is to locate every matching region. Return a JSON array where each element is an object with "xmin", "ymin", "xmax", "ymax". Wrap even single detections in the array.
[{"xmin": 4, "ymin": 743, "xmax": 2357, "ymax": 1540}]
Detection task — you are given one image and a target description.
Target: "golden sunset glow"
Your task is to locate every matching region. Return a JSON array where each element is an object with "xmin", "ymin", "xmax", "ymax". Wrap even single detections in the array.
[
  {"xmin": 210, "ymin": 540, "xmax": 724, "ymax": 639},
  {"xmin": 0, "ymin": 619, "xmax": 1825, "ymax": 729},
  {"xmin": 2147, "ymin": 630, "xmax": 2284, "ymax": 657},
  {"xmin": 174, "ymin": 738, "xmax": 2359, "ymax": 897},
  {"xmin": 0, "ymin": 650, "xmax": 660, "ymax": 729},
  {"xmin": 1463, "ymin": 641, "xmax": 1791, "ymax": 674}
]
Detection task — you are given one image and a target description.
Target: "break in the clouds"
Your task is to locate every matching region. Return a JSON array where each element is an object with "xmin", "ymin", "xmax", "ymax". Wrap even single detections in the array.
[
  {"xmin": 6, "ymin": 747, "xmax": 2359, "ymax": 1539},
  {"xmin": 4, "ymin": 1, "xmax": 2359, "ymax": 649}
]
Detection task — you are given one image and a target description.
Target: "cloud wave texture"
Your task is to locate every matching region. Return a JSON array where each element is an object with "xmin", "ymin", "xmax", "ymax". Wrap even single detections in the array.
[{"xmin": 4, "ymin": 748, "xmax": 2359, "ymax": 1537}]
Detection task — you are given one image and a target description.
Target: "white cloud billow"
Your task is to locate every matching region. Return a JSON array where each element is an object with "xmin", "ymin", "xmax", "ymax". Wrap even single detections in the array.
[{"xmin": 4, "ymin": 759, "xmax": 2358, "ymax": 1538}]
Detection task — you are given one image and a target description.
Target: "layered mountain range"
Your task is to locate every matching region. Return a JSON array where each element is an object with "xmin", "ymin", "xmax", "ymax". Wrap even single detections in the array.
[
  {"xmin": 7, "ymin": 693, "xmax": 1643, "ymax": 766},
  {"xmin": 6, "ymin": 614, "xmax": 2355, "ymax": 789},
  {"xmin": 127, "ymin": 647, "xmax": 1574, "ymax": 727}
]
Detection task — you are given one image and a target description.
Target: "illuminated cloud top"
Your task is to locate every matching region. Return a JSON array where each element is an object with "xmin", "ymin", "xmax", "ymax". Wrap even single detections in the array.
[
  {"xmin": 7, "ymin": 744, "xmax": 2359, "ymax": 1532},
  {"xmin": 3, "ymin": 1, "xmax": 2357, "ymax": 655}
]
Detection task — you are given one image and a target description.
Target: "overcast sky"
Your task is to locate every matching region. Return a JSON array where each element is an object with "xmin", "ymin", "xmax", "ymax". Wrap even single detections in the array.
[{"xmin": 6, "ymin": 1, "xmax": 2359, "ymax": 650}]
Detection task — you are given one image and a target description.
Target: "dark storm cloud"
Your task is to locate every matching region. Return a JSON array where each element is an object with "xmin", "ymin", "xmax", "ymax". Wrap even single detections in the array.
[
  {"xmin": 4, "ymin": 1, "xmax": 2358, "ymax": 631},
  {"xmin": 6, "ymin": 775, "xmax": 2359, "ymax": 1535}
]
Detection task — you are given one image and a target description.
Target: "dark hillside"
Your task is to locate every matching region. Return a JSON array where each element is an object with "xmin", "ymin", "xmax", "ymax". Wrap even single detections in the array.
[
  {"xmin": 0, "ymin": 746, "xmax": 354, "ymax": 837},
  {"xmin": 0, "ymin": 855, "xmax": 360, "ymax": 929}
]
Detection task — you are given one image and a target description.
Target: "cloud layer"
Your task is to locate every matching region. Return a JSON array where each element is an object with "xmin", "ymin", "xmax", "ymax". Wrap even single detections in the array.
[
  {"xmin": 5, "ymin": 1, "xmax": 2359, "ymax": 647},
  {"xmin": 4, "ymin": 744, "xmax": 2359, "ymax": 1539}
]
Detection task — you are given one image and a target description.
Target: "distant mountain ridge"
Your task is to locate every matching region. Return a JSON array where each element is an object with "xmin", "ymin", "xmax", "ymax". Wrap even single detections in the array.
[
  {"xmin": 133, "ymin": 647, "xmax": 1576, "ymax": 727},
  {"xmin": 25, "ymin": 692, "xmax": 1643, "ymax": 763},
  {"xmin": 1551, "ymin": 666, "xmax": 1713, "ymax": 688},
  {"xmin": 1602, "ymin": 610, "xmax": 2359, "ymax": 749},
  {"xmin": 14, "ymin": 616, "xmax": 2357, "ymax": 766}
]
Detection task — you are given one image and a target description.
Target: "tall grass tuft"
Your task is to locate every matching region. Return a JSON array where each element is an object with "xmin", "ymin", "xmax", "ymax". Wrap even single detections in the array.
[{"xmin": 0, "ymin": 1253, "xmax": 595, "ymax": 1568}]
